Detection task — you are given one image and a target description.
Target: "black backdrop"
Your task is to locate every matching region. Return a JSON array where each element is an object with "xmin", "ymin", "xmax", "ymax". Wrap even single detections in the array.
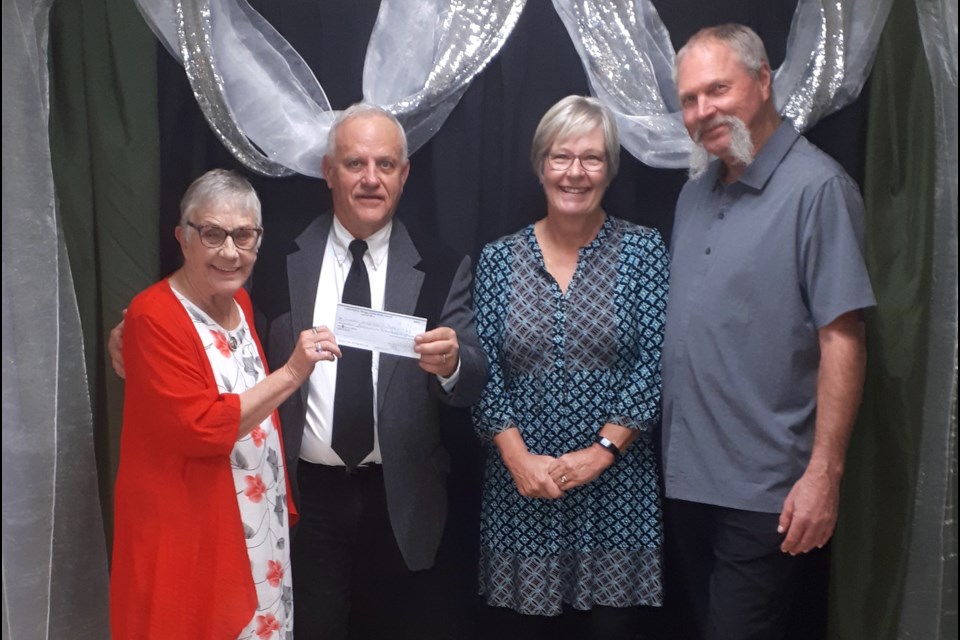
[
  {"xmin": 157, "ymin": 0, "xmax": 868, "ymax": 273},
  {"xmin": 154, "ymin": 1, "xmax": 869, "ymax": 636}
]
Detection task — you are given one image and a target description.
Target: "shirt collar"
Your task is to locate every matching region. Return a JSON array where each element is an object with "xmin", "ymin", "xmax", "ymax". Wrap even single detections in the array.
[
  {"xmin": 709, "ymin": 120, "xmax": 800, "ymax": 193},
  {"xmin": 524, "ymin": 215, "xmax": 614, "ymax": 265},
  {"xmin": 330, "ymin": 216, "xmax": 392, "ymax": 271}
]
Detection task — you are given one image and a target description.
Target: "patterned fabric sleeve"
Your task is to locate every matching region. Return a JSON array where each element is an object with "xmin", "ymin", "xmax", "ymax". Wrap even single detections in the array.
[
  {"xmin": 608, "ymin": 228, "xmax": 670, "ymax": 432},
  {"xmin": 472, "ymin": 241, "xmax": 517, "ymax": 439}
]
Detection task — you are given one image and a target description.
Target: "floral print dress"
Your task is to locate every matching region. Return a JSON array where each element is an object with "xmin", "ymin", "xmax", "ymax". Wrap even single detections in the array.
[{"xmin": 173, "ymin": 289, "xmax": 294, "ymax": 640}]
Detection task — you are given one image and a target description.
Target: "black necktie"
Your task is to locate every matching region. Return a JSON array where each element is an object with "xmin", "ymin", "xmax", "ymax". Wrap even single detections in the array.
[{"xmin": 332, "ymin": 239, "xmax": 374, "ymax": 469}]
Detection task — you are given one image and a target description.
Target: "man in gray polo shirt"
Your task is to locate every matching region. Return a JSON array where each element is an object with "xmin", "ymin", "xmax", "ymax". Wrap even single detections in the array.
[{"xmin": 661, "ymin": 24, "xmax": 875, "ymax": 639}]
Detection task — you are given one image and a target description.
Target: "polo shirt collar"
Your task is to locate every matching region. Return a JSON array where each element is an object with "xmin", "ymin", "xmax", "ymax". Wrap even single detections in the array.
[{"xmin": 707, "ymin": 120, "xmax": 800, "ymax": 192}]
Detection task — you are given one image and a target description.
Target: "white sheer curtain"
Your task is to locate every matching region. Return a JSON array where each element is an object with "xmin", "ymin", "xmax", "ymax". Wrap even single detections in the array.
[
  {"xmin": 552, "ymin": 0, "xmax": 894, "ymax": 167},
  {"xmin": 1, "ymin": 0, "xmax": 110, "ymax": 637},
  {"xmin": 134, "ymin": 0, "xmax": 525, "ymax": 177},
  {"xmin": 133, "ymin": 0, "xmax": 894, "ymax": 175}
]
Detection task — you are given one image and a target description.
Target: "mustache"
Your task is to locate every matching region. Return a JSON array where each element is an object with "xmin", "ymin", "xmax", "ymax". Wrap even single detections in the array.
[
  {"xmin": 687, "ymin": 115, "xmax": 754, "ymax": 181},
  {"xmin": 693, "ymin": 115, "xmax": 741, "ymax": 143}
]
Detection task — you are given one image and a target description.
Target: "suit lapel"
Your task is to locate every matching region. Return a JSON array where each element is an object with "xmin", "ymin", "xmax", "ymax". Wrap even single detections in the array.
[
  {"xmin": 379, "ymin": 220, "xmax": 424, "ymax": 411},
  {"xmin": 288, "ymin": 213, "xmax": 334, "ymax": 407}
]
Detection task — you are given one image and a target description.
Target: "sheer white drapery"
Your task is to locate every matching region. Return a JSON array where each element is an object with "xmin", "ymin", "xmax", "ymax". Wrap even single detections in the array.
[
  {"xmin": 2, "ymin": 0, "xmax": 110, "ymax": 636},
  {"xmin": 133, "ymin": 0, "xmax": 892, "ymax": 175},
  {"xmin": 135, "ymin": 0, "xmax": 525, "ymax": 178},
  {"xmin": 553, "ymin": 0, "xmax": 894, "ymax": 167}
]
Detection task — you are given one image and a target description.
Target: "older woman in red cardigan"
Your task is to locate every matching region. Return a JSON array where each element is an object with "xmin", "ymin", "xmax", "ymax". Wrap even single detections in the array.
[{"xmin": 110, "ymin": 169, "xmax": 340, "ymax": 639}]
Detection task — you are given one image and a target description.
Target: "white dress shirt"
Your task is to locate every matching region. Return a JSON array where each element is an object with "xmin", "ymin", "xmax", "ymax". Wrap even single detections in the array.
[
  {"xmin": 299, "ymin": 217, "xmax": 460, "ymax": 466},
  {"xmin": 300, "ymin": 217, "xmax": 392, "ymax": 466}
]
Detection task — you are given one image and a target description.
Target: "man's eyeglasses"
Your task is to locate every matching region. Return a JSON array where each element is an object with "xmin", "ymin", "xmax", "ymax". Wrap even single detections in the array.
[
  {"xmin": 547, "ymin": 152, "xmax": 606, "ymax": 173},
  {"xmin": 186, "ymin": 222, "xmax": 262, "ymax": 250}
]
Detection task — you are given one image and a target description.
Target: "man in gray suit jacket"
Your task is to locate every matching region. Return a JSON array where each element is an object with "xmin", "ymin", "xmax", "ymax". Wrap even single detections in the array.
[{"xmin": 255, "ymin": 104, "xmax": 487, "ymax": 639}]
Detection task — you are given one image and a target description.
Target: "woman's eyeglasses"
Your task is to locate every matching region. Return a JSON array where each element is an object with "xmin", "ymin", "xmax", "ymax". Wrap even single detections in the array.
[
  {"xmin": 547, "ymin": 153, "xmax": 606, "ymax": 172},
  {"xmin": 186, "ymin": 222, "xmax": 262, "ymax": 250}
]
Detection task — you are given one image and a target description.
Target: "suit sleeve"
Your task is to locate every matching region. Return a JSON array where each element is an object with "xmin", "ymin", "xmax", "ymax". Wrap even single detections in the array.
[
  {"xmin": 428, "ymin": 253, "xmax": 488, "ymax": 407},
  {"xmin": 123, "ymin": 295, "xmax": 240, "ymax": 459},
  {"xmin": 471, "ymin": 243, "xmax": 517, "ymax": 439}
]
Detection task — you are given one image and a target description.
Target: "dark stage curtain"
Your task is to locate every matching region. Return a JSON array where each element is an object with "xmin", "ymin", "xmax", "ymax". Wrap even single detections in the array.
[{"xmin": 156, "ymin": 1, "xmax": 868, "ymax": 276}]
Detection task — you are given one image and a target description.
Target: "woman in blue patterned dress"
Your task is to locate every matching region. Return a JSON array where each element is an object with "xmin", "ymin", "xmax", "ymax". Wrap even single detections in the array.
[{"xmin": 473, "ymin": 96, "xmax": 669, "ymax": 639}]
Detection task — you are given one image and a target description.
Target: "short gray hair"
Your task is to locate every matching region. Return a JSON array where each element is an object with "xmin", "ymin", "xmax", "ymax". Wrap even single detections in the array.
[
  {"xmin": 674, "ymin": 23, "xmax": 770, "ymax": 83},
  {"xmin": 530, "ymin": 95, "xmax": 620, "ymax": 181},
  {"xmin": 325, "ymin": 103, "xmax": 409, "ymax": 163},
  {"xmin": 179, "ymin": 169, "xmax": 261, "ymax": 228}
]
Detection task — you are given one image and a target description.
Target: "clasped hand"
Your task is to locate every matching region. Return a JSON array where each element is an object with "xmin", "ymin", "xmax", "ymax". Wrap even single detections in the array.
[{"xmin": 506, "ymin": 446, "xmax": 612, "ymax": 499}]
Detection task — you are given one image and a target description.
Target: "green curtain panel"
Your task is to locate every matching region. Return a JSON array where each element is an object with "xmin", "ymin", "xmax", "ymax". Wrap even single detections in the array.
[
  {"xmin": 2, "ymin": 0, "xmax": 110, "ymax": 635},
  {"xmin": 829, "ymin": 0, "xmax": 940, "ymax": 637},
  {"xmin": 48, "ymin": 0, "xmax": 161, "ymax": 541}
]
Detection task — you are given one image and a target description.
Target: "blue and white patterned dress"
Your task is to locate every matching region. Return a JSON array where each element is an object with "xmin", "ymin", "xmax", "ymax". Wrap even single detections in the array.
[{"xmin": 472, "ymin": 216, "xmax": 669, "ymax": 615}]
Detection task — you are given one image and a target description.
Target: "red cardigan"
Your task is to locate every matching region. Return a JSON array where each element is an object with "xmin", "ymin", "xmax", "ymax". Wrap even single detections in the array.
[{"xmin": 110, "ymin": 280, "xmax": 297, "ymax": 639}]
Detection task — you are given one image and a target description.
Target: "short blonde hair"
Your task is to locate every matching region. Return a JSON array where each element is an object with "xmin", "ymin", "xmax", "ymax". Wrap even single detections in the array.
[{"xmin": 530, "ymin": 95, "xmax": 620, "ymax": 181}]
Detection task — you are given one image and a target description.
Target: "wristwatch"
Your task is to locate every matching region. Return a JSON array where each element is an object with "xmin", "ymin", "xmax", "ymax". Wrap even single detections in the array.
[{"xmin": 595, "ymin": 435, "xmax": 621, "ymax": 460}]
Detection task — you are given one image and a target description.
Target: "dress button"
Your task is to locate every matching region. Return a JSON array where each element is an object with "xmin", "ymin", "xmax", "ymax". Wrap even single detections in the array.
[
  {"xmin": 718, "ymin": 212, "xmax": 725, "ymax": 219},
  {"xmin": 705, "ymin": 247, "xmax": 711, "ymax": 255}
]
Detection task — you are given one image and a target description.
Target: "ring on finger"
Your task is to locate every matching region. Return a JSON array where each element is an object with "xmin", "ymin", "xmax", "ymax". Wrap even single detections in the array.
[
  {"xmin": 442, "ymin": 353, "xmax": 447, "ymax": 364},
  {"xmin": 559, "ymin": 475, "xmax": 568, "ymax": 485},
  {"xmin": 315, "ymin": 341, "xmax": 323, "ymax": 353},
  {"xmin": 312, "ymin": 326, "xmax": 318, "ymax": 336}
]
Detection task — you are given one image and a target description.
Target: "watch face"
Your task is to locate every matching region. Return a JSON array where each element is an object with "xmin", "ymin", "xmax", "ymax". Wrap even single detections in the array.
[{"xmin": 597, "ymin": 436, "xmax": 620, "ymax": 457}]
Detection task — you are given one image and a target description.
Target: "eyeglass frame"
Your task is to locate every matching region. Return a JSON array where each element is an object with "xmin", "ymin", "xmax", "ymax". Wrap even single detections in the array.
[
  {"xmin": 185, "ymin": 221, "xmax": 263, "ymax": 250},
  {"xmin": 546, "ymin": 152, "xmax": 607, "ymax": 173}
]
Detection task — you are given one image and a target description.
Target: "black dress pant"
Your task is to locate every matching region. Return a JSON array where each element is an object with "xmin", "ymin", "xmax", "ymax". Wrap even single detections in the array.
[
  {"xmin": 292, "ymin": 461, "xmax": 469, "ymax": 640},
  {"xmin": 663, "ymin": 498, "xmax": 828, "ymax": 640}
]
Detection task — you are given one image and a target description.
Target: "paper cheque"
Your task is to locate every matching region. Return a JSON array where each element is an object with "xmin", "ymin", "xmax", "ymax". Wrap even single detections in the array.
[{"xmin": 333, "ymin": 303, "xmax": 427, "ymax": 359}]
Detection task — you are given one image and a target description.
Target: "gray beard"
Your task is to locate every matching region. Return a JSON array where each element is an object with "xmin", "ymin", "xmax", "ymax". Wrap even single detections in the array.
[{"xmin": 688, "ymin": 115, "xmax": 754, "ymax": 180}]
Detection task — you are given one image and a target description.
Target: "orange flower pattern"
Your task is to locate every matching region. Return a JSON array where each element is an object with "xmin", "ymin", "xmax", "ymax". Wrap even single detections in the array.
[
  {"xmin": 244, "ymin": 475, "xmax": 267, "ymax": 503},
  {"xmin": 212, "ymin": 329, "xmax": 232, "ymax": 357},
  {"xmin": 266, "ymin": 560, "xmax": 284, "ymax": 588},
  {"xmin": 255, "ymin": 613, "xmax": 281, "ymax": 639},
  {"xmin": 174, "ymin": 291, "xmax": 293, "ymax": 638}
]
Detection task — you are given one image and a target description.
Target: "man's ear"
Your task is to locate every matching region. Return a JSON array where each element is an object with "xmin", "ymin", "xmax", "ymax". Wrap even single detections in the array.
[
  {"xmin": 758, "ymin": 63, "xmax": 773, "ymax": 102},
  {"xmin": 321, "ymin": 156, "xmax": 333, "ymax": 186}
]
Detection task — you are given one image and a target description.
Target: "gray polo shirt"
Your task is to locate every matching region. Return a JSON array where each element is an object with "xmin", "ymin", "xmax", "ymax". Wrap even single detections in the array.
[{"xmin": 661, "ymin": 121, "xmax": 875, "ymax": 513}]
